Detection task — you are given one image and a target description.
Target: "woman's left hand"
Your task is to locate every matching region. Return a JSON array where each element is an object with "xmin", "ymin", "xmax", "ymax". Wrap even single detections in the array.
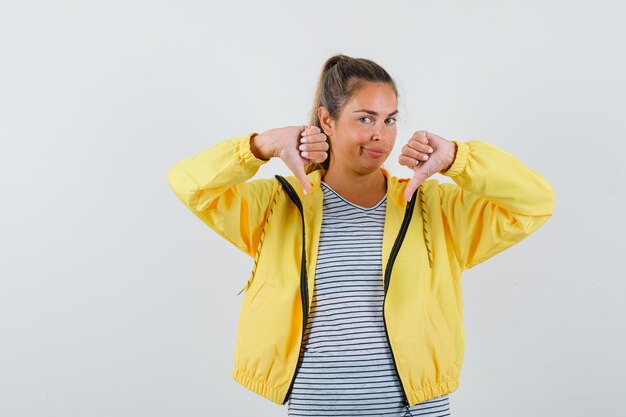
[{"xmin": 398, "ymin": 130, "xmax": 457, "ymax": 202}]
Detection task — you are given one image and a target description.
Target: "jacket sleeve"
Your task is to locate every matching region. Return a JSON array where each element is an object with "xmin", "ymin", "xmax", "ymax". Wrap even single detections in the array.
[
  {"xmin": 438, "ymin": 140, "xmax": 555, "ymax": 270},
  {"xmin": 166, "ymin": 132, "xmax": 276, "ymax": 258}
]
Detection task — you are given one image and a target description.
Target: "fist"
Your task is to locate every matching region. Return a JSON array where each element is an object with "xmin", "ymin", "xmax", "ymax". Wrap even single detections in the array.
[
  {"xmin": 398, "ymin": 130, "xmax": 456, "ymax": 202},
  {"xmin": 277, "ymin": 124, "xmax": 329, "ymax": 195}
]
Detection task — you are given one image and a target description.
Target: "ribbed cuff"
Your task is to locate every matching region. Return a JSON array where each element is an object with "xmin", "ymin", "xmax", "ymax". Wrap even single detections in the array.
[
  {"xmin": 238, "ymin": 131, "xmax": 270, "ymax": 167},
  {"xmin": 440, "ymin": 140, "xmax": 469, "ymax": 177}
]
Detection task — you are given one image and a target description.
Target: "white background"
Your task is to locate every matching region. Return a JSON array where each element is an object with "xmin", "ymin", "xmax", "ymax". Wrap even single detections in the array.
[{"xmin": 1, "ymin": 0, "xmax": 624, "ymax": 416}]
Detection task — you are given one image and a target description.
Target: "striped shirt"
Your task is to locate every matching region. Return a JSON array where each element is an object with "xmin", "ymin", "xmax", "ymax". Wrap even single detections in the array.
[{"xmin": 287, "ymin": 181, "xmax": 451, "ymax": 417}]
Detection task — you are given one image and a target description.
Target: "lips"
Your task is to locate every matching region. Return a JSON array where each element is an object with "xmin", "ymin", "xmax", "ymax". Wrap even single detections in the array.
[{"xmin": 362, "ymin": 147, "xmax": 385, "ymax": 157}]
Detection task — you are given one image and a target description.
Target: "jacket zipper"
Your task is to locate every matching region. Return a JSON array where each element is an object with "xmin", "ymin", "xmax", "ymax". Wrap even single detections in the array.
[
  {"xmin": 275, "ymin": 175, "xmax": 419, "ymax": 407},
  {"xmin": 382, "ymin": 187, "xmax": 419, "ymax": 407},
  {"xmin": 275, "ymin": 176, "xmax": 309, "ymax": 405}
]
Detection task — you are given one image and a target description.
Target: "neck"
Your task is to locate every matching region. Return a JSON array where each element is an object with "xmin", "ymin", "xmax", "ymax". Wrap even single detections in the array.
[{"xmin": 321, "ymin": 164, "xmax": 387, "ymax": 197}]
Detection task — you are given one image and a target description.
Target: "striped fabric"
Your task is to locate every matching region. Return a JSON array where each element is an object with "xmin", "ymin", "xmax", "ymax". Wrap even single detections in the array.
[{"xmin": 287, "ymin": 181, "xmax": 451, "ymax": 417}]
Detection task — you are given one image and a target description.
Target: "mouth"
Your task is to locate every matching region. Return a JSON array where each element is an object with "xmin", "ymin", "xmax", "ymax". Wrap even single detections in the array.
[{"xmin": 362, "ymin": 147, "xmax": 385, "ymax": 158}]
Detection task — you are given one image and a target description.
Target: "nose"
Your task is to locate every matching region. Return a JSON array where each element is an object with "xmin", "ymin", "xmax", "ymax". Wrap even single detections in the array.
[{"xmin": 372, "ymin": 123, "xmax": 384, "ymax": 141}]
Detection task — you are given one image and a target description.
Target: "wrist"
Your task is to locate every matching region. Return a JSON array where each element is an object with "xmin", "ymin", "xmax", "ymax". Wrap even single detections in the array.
[
  {"xmin": 250, "ymin": 132, "xmax": 274, "ymax": 161},
  {"xmin": 440, "ymin": 141, "xmax": 458, "ymax": 173}
]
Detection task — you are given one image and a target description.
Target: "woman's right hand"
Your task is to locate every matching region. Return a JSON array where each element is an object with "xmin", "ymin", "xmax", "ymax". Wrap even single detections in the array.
[{"xmin": 252, "ymin": 125, "xmax": 329, "ymax": 195}]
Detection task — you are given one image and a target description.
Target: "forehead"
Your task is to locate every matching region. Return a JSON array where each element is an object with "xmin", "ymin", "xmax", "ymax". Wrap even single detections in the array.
[{"xmin": 346, "ymin": 83, "xmax": 397, "ymax": 110}]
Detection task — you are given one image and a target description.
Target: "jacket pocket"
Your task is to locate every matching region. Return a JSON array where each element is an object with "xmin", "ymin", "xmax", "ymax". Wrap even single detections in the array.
[
  {"xmin": 239, "ymin": 279, "xmax": 274, "ymax": 326},
  {"xmin": 235, "ymin": 279, "xmax": 279, "ymax": 350},
  {"xmin": 425, "ymin": 298, "xmax": 456, "ymax": 361}
]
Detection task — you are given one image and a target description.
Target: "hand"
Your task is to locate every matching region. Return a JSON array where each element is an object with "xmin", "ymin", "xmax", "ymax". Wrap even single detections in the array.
[
  {"xmin": 398, "ymin": 130, "xmax": 457, "ymax": 202},
  {"xmin": 274, "ymin": 124, "xmax": 329, "ymax": 195}
]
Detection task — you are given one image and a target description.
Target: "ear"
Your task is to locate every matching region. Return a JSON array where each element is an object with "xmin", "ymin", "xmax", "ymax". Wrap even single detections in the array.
[{"xmin": 318, "ymin": 106, "xmax": 335, "ymax": 137}]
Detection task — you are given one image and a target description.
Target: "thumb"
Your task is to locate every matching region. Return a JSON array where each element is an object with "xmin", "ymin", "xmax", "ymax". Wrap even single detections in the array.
[
  {"xmin": 294, "ymin": 162, "xmax": 312, "ymax": 195},
  {"xmin": 404, "ymin": 165, "xmax": 427, "ymax": 202},
  {"xmin": 283, "ymin": 124, "xmax": 313, "ymax": 195}
]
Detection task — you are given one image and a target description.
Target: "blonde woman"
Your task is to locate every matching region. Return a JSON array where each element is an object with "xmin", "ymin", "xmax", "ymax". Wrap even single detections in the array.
[{"xmin": 167, "ymin": 54, "xmax": 555, "ymax": 416}]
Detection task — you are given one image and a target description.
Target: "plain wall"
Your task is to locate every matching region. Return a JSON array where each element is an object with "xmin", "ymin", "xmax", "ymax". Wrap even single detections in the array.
[{"xmin": 1, "ymin": 0, "xmax": 624, "ymax": 416}]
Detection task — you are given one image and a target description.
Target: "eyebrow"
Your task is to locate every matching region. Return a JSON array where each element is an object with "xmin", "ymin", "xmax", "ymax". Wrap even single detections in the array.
[{"xmin": 353, "ymin": 109, "xmax": 399, "ymax": 116}]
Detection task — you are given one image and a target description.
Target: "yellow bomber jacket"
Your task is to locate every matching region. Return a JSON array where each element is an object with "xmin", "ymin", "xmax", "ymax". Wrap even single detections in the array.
[{"xmin": 167, "ymin": 131, "xmax": 555, "ymax": 407}]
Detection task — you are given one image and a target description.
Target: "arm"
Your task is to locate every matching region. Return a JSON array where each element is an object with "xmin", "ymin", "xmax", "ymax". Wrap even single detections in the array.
[
  {"xmin": 438, "ymin": 140, "xmax": 555, "ymax": 270},
  {"xmin": 167, "ymin": 132, "xmax": 275, "ymax": 257}
]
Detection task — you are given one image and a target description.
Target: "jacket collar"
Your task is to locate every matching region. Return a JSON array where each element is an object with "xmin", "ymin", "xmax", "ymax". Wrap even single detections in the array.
[
  {"xmin": 277, "ymin": 164, "xmax": 433, "ymax": 271},
  {"xmin": 297, "ymin": 166, "xmax": 409, "ymax": 209}
]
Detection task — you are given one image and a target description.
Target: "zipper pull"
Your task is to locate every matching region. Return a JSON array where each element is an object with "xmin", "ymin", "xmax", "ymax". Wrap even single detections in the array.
[{"xmin": 401, "ymin": 399, "xmax": 414, "ymax": 416}]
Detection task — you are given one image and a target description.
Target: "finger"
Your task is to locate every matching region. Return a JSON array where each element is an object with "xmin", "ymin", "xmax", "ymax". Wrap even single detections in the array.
[
  {"xmin": 300, "ymin": 132, "xmax": 327, "ymax": 143},
  {"xmin": 402, "ymin": 144, "xmax": 431, "ymax": 162},
  {"xmin": 299, "ymin": 139, "xmax": 329, "ymax": 155},
  {"xmin": 407, "ymin": 139, "xmax": 434, "ymax": 154},
  {"xmin": 304, "ymin": 151, "xmax": 328, "ymax": 163},
  {"xmin": 411, "ymin": 130, "xmax": 429, "ymax": 145},
  {"xmin": 398, "ymin": 154, "xmax": 420, "ymax": 169},
  {"xmin": 302, "ymin": 125, "xmax": 321, "ymax": 136}
]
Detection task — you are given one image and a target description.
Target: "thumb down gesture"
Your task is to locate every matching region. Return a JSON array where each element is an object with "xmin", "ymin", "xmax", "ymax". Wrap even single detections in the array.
[
  {"xmin": 399, "ymin": 130, "xmax": 457, "ymax": 202},
  {"xmin": 276, "ymin": 124, "xmax": 329, "ymax": 195}
]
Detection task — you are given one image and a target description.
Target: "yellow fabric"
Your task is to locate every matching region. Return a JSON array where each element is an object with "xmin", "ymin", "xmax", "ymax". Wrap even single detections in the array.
[{"xmin": 167, "ymin": 132, "xmax": 555, "ymax": 406}]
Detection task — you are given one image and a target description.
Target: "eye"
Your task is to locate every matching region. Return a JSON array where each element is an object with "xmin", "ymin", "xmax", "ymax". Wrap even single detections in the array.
[{"xmin": 358, "ymin": 116, "xmax": 398, "ymax": 125}]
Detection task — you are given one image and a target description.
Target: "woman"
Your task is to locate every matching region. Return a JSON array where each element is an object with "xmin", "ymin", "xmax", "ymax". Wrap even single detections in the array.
[{"xmin": 167, "ymin": 54, "xmax": 555, "ymax": 417}]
